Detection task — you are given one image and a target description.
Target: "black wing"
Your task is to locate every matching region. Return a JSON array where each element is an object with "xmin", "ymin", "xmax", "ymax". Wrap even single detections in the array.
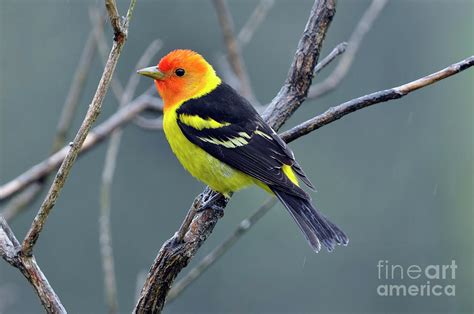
[{"xmin": 176, "ymin": 83, "xmax": 314, "ymax": 198}]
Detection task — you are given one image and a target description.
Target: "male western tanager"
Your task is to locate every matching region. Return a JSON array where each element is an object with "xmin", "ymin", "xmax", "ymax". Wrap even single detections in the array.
[{"xmin": 138, "ymin": 49, "xmax": 348, "ymax": 252}]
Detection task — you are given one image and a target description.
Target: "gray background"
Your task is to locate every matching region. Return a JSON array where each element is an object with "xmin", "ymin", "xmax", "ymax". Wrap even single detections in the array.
[{"xmin": 0, "ymin": 0, "xmax": 473, "ymax": 313}]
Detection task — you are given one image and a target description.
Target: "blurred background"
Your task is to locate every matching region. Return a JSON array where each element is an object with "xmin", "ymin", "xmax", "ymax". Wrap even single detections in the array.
[{"xmin": 1, "ymin": 0, "xmax": 473, "ymax": 313}]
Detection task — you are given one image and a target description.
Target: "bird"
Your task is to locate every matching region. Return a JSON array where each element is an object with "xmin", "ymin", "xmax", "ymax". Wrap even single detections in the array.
[{"xmin": 137, "ymin": 49, "xmax": 348, "ymax": 252}]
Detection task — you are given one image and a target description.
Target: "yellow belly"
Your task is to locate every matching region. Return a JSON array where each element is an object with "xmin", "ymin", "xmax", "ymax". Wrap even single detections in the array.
[{"xmin": 163, "ymin": 109, "xmax": 254, "ymax": 196}]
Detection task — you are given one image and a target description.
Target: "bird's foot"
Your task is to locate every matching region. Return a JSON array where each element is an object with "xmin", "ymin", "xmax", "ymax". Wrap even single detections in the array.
[{"xmin": 196, "ymin": 190, "xmax": 226, "ymax": 218}]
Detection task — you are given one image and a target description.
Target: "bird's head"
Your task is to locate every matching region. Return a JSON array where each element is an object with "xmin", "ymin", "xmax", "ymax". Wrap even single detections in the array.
[{"xmin": 138, "ymin": 49, "xmax": 221, "ymax": 110}]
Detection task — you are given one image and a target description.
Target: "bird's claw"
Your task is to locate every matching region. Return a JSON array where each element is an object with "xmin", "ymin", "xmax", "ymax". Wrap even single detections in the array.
[{"xmin": 196, "ymin": 191, "xmax": 225, "ymax": 217}]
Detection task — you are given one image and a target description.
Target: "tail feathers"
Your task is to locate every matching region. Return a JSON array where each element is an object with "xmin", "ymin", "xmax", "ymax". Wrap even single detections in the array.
[{"xmin": 272, "ymin": 189, "xmax": 348, "ymax": 252}]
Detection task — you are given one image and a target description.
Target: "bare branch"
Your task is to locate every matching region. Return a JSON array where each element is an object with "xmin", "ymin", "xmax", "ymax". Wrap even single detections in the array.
[
  {"xmin": 12, "ymin": 47, "xmax": 458, "ymax": 206},
  {"xmin": 0, "ymin": 218, "xmax": 19, "ymax": 265},
  {"xmin": 104, "ymin": 0, "xmax": 123, "ymax": 40},
  {"xmin": 0, "ymin": 2, "xmax": 138, "ymax": 311},
  {"xmin": 99, "ymin": 39, "xmax": 162, "ymax": 314},
  {"xmin": 134, "ymin": 1, "xmax": 336, "ymax": 312},
  {"xmin": 54, "ymin": 30, "xmax": 99, "ymax": 151},
  {"xmin": 212, "ymin": 0, "xmax": 256, "ymax": 102},
  {"xmin": 167, "ymin": 197, "xmax": 277, "ymax": 302},
  {"xmin": 1, "ymin": 218, "xmax": 66, "ymax": 313},
  {"xmin": 237, "ymin": 0, "xmax": 275, "ymax": 47},
  {"xmin": 21, "ymin": 0, "xmax": 138, "ymax": 257},
  {"xmin": 282, "ymin": 56, "xmax": 474, "ymax": 142},
  {"xmin": 1, "ymin": 183, "xmax": 43, "ymax": 222},
  {"xmin": 133, "ymin": 116, "xmax": 163, "ymax": 130},
  {"xmin": 0, "ymin": 94, "xmax": 157, "ymax": 201},
  {"xmin": 308, "ymin": 0, "xmax": 387, "ymax": 99},
  {"xmin": 180, "ymin": 56, "xmax": 474, "ymax": 274},
  {"xmin": 314, "ymin": 42, "xmax": 347, "ymax": 74},
  {"xmin": 90, "ymin": 7, "xmax": 125, "ymax": 100},
  {"xmin": 1, "ymin": 13, "xmax": 105, "ymax": 221},
  {"xmin": 261, "ymin": 0, "xmax": 336, "ymax": 129}
]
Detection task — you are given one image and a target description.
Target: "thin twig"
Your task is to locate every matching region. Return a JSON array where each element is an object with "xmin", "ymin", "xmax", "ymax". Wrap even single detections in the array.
[
  {"xmin": 0, "ymin": 94, "xmax": 159, "ymax": 201},
  {"xmin": 308, "ymin": 0, "xmax": 387, "ymax": 99},
  {"xmin": 133, "ymin": 116, "xmax": 163, "ymax": 130},
  {"xmin": 21, "ymin": 0, "xmax": 138, "ymax": 258},
  {"xmin": 0, "ymin": 217, "xmax": 19, "ymax": 265},
  {"xmin": 99, "ymin": 40, "xmax": 162, "ymax": 314},
  {"xmin": 212, "ymin": 0, "xmax": 256, "ymax": 102},
  {"xmin": 1, "ymin": 183, "xmax": 43, "ymax": 222},
  {"xmin": 1, "ymin": 14, "xmax": 104, "ymax": 221},
  {"xmin": 90, "ymin": 8, "xmax": 125, "ymax": 100},
  {"xmin": 144, "ymin": 54, "xmax": 474, "ymax": 312},
  {"xmin": 8, "ymin": 54, "xmax": 467, "ymax": 206},
  {"xmin": 167, "ymin": 197, "xmax": 277, "ymax": 302},
  {"xmin": 282, "ymin": 56, "xmax": 474, "ymax": 142},
  {"xmin": 0, "ymin": 1, "xmax": 137, "ymax": 310},
  {"xmin": 91, "ymin": 7, "xmax": 163, "ymax": 129},
  {"xmin": 237, "ymin": 0, "xmax": 275, "ymax": 47},
  {"xmin": 314, "ymin": 42, "xmax": 347, "ymax": 74},
  {"xmin": 54, "ymin": 23, "xmax": 101, "ymax": 152},
  {"xmin": 0, "ymin": 217, "xmax": 66, "ymax": 313},
  {"xmin": 215, "ymin": 0, "xmax": 273, "ymax": 99},
  {"xmin": 104, "ymin": 0, "xmax": 123, "ymax": 40},
  {"xmin": 173, "ymin": 56, "xmax": 474, "ymax": 287},
  {"xmin": 134, "ymin": 1, "xmax": 336, "ymax": 312}
]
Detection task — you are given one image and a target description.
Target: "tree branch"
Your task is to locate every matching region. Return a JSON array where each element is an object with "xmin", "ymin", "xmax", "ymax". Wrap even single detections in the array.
[
  {"xmin": 1, "ymin": 183, "xmax": 43, "ymax": 222},
  {"xmin": 0, "ymin": 93, "xmax": 158, "ymax": 202},
  {"xmin": 308, "ymin": 0, "xmax": 387, "ymax": 99},
  {"xmin": 134, "ymin": 1, "xmax": 336, "ymax": 312},
  {"xmin": 261, "ymin": 0, "xmax": 336, "ymax": 129},
  {"xmin": 212, "ymin": 0, "xmax": 256, "ymax": 102},
  {"xmin": 166, "ymin": 197, "xmax": 277, "ymax": 303},
  {"xmin": 0, "ymin": 1, "xmax": 138, "ymax": 312},
  {"xmin": 99, "ymin": 40, "xmax": 162, "ymax": 314},
  {"xmin": 21, "ymin": 0, "xmax": 137, "ymax": 257},
  {"xmin": 282, "ymin": 55, "xmax": 474, "ymax": 142},
  {"xmin": 237, "ymin": 0, "xmax": 275, "ymax": 48},
  {"xmin": 1, "ymin": 13, "xmax": 105, "ymax": 222},
  {"xmin": 54, "ymin": 18, "xmax": 103, "ymax": 152},
  {"xmin": 165, "ymin": 56, "xmax": 474, "ymax": 294},
  {"xmin": 105, "ymin": 0, "xmax": 124, "ymax": 41},
  {"xmin": 313, "ymin": 42, "xmax": 347, "ymax": 74},
  {"xmin": 1, "ymin": 217, "xmax": 66, "ymax": 313}
]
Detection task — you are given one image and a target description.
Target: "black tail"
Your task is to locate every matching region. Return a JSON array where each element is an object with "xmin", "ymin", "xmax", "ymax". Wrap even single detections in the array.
[{"xmin": 272, "ymin": 189, "xmax": 348, "ymax": 252}]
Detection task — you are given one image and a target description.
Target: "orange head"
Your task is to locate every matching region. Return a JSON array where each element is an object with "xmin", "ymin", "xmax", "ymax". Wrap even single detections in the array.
[{"xmin": 137, "ymin": 49, "xmax": 221, "ymax": 111}]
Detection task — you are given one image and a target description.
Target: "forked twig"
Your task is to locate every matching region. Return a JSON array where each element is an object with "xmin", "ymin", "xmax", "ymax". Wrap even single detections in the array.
[
  {"xmin": 167, "ymin": 197, "xmax": 277, "ymax": 302},
  {"xmin": 21, "ymin": 0, "xmax": 137, "ymax": 258},
  {"xmin": 308, "ymin": 0, "xmax": 387, "ymax": 99}
]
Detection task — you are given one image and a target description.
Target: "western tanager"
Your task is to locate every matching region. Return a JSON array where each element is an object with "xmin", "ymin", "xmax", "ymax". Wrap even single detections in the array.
[{"xmin": 138, "ymin": 49, "xmax": 348, "ymax": 252}]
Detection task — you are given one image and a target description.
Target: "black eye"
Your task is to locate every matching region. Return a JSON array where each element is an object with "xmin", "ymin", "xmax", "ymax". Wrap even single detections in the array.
[{"xmin": 175, "ymin": 68, "xmax": 185, "ymax": 77}]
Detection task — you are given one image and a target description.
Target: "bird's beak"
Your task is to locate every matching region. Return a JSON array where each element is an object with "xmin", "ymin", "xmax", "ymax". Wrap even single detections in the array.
[{"xmin": 137, "ymin": 66, "xmax": 165, "ymax": 80}]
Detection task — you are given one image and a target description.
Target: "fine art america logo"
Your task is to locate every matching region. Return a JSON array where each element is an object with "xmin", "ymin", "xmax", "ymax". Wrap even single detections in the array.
[{"xmin": 377, "ymin": 260, "xmax": 457, "ymax": 297}]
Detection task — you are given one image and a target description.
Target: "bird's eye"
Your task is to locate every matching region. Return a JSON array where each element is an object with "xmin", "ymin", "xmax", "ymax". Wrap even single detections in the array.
[{"xmin": 175, "ymin": 68, "xmax": 185, "ymax": 77}]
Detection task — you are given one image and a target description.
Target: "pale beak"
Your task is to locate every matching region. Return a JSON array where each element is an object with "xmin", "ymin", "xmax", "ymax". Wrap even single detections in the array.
[{"xmin": 137, "ymin": 66, "xmax": 165, "ymax": 80}]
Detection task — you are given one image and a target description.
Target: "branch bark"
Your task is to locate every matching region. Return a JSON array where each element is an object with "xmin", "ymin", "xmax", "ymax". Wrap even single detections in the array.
[
  {"xmin": 0, "ymin": 93, "xmax": 158, "ymax": 202},
  {"xmin": 1, "ymin": 218, "xmax": 66, "ymax": 313},
  {"xmin": 1, "ymin": 14, "xmax": 104, "ymax": 222},
  {"xmin": 21, "ymin": 0, "xmax": 137, "ymax": 257},
  {"xmin": 282, "ymin": 55, "xmax": 474, "ymax": 142},
  {"xmin": 0, "ymin": 1, "xmax": 138, "ymax": 312},
  {"xmin": 313, "ymin": 42, "xmax": 347, "ymax": 74},
  {"xmin": 308, "ymin": 0, "xmax": 387, "ymax": 99},
  {"xmin": 166, "ymin": 197, "xmax": 277, "ymax": 302},
  {"xmin": 134, "ymin": 1, "xmax": 336, "ymax": 312}
]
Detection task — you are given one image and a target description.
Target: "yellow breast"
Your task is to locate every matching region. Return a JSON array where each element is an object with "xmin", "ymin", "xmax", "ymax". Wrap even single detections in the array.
[{"xmin": 162, "ymin": 108, "xmax": 253, "ymax": 196}]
